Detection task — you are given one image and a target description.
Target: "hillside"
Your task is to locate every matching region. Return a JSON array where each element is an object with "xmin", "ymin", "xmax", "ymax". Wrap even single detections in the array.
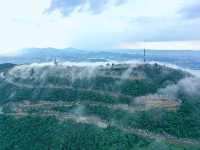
[{"xmin": 0, "ymin": 63, "xmax": 200, "ymax": 149}]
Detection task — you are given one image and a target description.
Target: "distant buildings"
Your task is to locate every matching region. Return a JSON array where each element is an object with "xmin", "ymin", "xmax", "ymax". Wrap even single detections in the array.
[{"xmin": 54, "ymin": 59, "xmax": 58, "ymax": 66}]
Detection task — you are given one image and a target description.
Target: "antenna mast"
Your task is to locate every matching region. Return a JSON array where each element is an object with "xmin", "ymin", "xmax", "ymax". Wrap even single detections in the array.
[{"xmin": 144, "ymin": 39, "xmax": 146, "ymax": 63}]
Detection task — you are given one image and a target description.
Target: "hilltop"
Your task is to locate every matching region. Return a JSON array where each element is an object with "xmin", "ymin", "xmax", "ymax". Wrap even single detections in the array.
[{"xmin": 0, "ymin": 63, "xmax": 200, "ymax": 149}]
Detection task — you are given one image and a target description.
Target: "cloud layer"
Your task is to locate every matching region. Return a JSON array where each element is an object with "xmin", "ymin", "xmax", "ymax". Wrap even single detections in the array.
[
  {"xmin": 46, "ymin": 0, "xmax": 128, "ymax": 16},
  {"xmin": 0, "ymin": 0, "xmax": 200, "ymax": 53},
  {"xmin": 178, "ymin": 1, "xmax": 200, "ymax": 20}
]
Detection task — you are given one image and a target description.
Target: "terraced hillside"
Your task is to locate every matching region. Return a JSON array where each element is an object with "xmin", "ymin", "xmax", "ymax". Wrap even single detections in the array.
[{"xmin": 0, "ymin": 63, "xmax": 200, "ymax": 149}]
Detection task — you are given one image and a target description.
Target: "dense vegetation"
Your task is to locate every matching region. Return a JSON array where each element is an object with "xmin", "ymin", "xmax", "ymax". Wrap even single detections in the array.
[
  {"xmin": 0, "ymin": 115, "xmax": 196, "ymax": 150},
  {"xmin": 0, "ymin": 63, "xmax": 16, "ymax": 72},
  {"xmin": 84, "ymin": 91, "xmax": 200, "ymax": 139},
  {"xmin": 0, "ymin": 63, "xmax": 187, "ymax": 105},
  {"xmin": 9, "ymin": 64, "xmax": 187, "ymax": 97},
  {"xmin": 46, "ymin": 92, "xmax": 200, "ymax": 140},
  {"xmin": 0, "ymin": 63, "xmax": 199, "ymax": 149},
  {"xmin": 0, "ymin": 81, "xmax": 132, "ymax": 105}
]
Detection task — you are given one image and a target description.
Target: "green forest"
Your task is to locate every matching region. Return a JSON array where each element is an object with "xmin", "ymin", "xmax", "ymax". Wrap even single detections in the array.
[
  {"xmin": 0, "ymin": 63, "xmax": 199, "ymax": 149},
  {"xmin": 0, "ymin": 63, "xmax": 187, "ymax": 104},
  {"xmin": 0, "ymin": 115, "xmax": 198, "ymax": 150}
]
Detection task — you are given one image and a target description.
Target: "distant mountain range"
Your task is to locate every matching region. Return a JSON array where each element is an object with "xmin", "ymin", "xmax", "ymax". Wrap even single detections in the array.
[
  {"xmin": 16, "ymin": 47, "xmax": 88, "ymax": 55},
  {"xmin": 1, "ymin": 47, "xmax": 200, "ymax": 70}
]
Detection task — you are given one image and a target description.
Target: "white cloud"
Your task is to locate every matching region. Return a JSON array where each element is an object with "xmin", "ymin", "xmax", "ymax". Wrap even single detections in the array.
[
  {"xmin": 0, "ymin": 0, "xmax": 200, "ymax": 54},
  {"xmin": 177, "ymin": 0, "xmax": 200, "ymax": 20},
  {"xmin": 46, "ymin": 0, "xmax": 128, "ymax": 16}
]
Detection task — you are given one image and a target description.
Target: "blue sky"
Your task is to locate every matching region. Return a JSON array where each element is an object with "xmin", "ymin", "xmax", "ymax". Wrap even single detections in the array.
[{"xmin": 0, "ymin": 0, "xmax": 200, "ymax": 53}]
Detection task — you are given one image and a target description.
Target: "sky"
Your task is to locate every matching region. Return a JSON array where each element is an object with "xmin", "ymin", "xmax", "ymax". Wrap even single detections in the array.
[{"xmin": 0, "ymin": 0, "xmax": 200, "ymax": 54}]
